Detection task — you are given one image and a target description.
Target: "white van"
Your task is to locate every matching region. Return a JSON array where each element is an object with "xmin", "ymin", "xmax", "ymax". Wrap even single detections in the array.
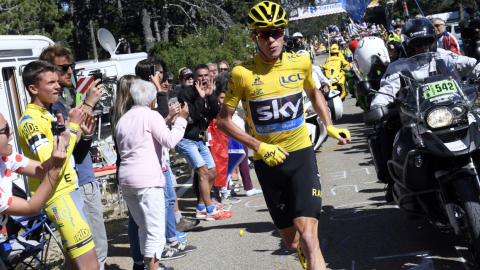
[
  {"xmin": 445, "ymin": 22, "xmax": 462, "ymax": 44},
  {"xmin": 0, "ymin": 35, "xmax": 54, "ymax": 190}
]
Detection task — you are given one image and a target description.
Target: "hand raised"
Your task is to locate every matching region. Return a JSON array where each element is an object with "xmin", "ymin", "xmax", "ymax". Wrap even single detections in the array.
[
  {"xmin": 195, "ymin": 80, "xmax": 205, "ymax": 98},
  {"xmin": 168, "ymin": 103, "xmax": 180, "ymax": 118},
  {"xmin": 51, "ymin": 135, "xmax": 67, "ymax": 170},
  {"xmin": 80, "ymin": 113, "xmax": 97, "ymax": 136},
  {"xmin": 85, "ymin": 79, "xmax": 104, "ymax": 106},
  {"xmin": 55, "ymin": 113, "xmax": 71, "ymax": 145},
  {"xmin": 68, "ymin": 102, "xmax": 85, "ymax": 126},
  {"xmin": 178, "ymin": 102, "xmax": 189, "ymax": 119}
]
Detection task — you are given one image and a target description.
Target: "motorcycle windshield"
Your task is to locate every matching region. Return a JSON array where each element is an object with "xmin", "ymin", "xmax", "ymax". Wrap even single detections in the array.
[{"xmin": 395, "ymin": 53, "xmax": 477, "ymax": 114}]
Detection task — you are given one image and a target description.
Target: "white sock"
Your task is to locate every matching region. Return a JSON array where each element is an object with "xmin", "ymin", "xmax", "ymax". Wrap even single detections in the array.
[{"xmin": 175, "ymin": 211, "xmax": 182, "ymax": 224}]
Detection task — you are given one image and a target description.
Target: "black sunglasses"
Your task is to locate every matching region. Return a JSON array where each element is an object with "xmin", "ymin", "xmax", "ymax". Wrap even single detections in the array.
[
  {"xmin": 219, "ymin": 68, "xmax": 229, "ymax": 72},
  {"xmin": 255, "ymin": 28, "xmax": 284, "ymax": 41},
  {"xmin": 409, "ymin": 37, "xmax": 435, "ymax": 48},
  {"xmin": 0, "ymin": 122, "xmax": 10, "ymax": 136},
  {"xmin": 56, "ymin": 63, "xmax": 76, "ymax": 72}
]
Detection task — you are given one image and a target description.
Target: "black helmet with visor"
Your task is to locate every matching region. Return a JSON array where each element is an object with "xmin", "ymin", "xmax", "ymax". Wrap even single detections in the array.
[{"xmin": 401, "ymin": 18, "xmax": 437, "ymax": 57}]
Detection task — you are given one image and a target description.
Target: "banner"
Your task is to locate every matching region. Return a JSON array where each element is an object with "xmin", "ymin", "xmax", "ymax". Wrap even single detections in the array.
[{"xmin": 289, "ymin": 0, "xmax": 379, "ymax": 22}]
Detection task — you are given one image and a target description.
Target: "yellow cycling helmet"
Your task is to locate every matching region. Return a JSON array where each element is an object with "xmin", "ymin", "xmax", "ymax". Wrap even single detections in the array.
[
  {"xmin": 248, "ymin": 1, "xmax": 288, "ymax": 30},
  {"xmin": 330, "ymin": 44, "xmax": 340, "ymax": 53}
]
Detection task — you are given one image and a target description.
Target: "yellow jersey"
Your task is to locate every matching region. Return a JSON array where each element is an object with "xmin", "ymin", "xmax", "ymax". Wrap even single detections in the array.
[
  {"xmin": 224, "ymin": 53, "xmax": 316, "ymax": 160},
  {"xmin": 323, "ymin": 55, "xmax": 349, "ymax": 70},
  {"xmin": 18, "ymin": 104, "xmax": 79, "ymax": 206}
]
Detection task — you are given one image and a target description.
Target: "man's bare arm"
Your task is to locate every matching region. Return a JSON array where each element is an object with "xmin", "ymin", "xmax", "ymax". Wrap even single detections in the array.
[{"xmin": 304, "ymin": 87, "xmax": 350, "ymax": 144}]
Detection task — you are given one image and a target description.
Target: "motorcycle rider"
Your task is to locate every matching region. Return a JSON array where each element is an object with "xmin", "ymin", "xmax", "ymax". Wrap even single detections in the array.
[
  {"xmin": 324, "ymin": 44, "xmax": 349, "ymax": 72},
  {"xmin": 370, "ymin": 18, "xmax": 480, "ymax": 202},
  {"xmin": 291, "ymin": 32, "xmax": 306, "ymax": 52},
  {"xmin": 339, "ymin": 41, "xmax": 352, "ymax": 59}
]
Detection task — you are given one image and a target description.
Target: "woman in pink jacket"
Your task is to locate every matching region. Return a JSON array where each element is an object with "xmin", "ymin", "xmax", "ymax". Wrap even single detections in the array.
[{"xmin": 115, "ymin": 80, "xmax": 189, "ymax": 270}]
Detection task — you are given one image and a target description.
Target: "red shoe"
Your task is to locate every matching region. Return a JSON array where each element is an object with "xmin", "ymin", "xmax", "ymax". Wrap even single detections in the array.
[
  {"xmin": 211, "ymin": 198, "xmax": 225, "ymax": 209},
  {"xmin": 206, "ymin": 208, "xmax": 232, "ymax": 221}
]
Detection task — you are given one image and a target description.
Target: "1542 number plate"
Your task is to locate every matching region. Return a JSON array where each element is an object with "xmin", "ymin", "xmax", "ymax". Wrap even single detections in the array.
[{"xmin": 423, "ymin": 80, "xmax": 458, "ymax": 99}]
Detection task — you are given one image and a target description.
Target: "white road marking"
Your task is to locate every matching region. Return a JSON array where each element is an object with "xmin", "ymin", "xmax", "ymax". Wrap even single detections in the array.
[
  {"xmin": 374, "ymin": 251, "xmax": 435, "ymax": 270},
  {"xmin": 325, "ymin": 171, "xmax": 347, "ymax": 180},
  {"xmin": 245, "ymin": 198, "xmax": 266, "ymax": 208},
  {"xmin": 351, "ymin": 168, "xmax": 370, "ymax": 174},
  {"xmin": 331, "ymin": 185, "xmax": 358, "ymax": 195},
  {"xmin": 454, "ymin": 246, "xmax": 469, "ymax": 269},
  {"xmin": 177, "ymin": 177, "xmax": 193, "ymax": 198}
]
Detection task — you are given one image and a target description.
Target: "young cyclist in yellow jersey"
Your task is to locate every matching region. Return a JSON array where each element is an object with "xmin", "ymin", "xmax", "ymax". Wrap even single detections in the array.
[
  {"xmin": 217, "ymin": 2, "xmax": 351, "ymax": 270},
  {"xmin": 17, "ymin": 61, "xmax": 100, "ymax": 270}
]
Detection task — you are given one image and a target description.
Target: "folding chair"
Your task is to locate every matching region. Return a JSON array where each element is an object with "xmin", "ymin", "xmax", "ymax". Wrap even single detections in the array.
[{"xmin": 0, "ymin": 213, "xmax": 64, "ymax": 270}]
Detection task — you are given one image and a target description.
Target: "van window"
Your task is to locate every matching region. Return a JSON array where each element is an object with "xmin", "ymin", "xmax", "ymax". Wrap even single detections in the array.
[
  {"xmin": 2, "ymin": 68, "xmax": 22, "ymax": 118},
  {"xmin": 454, "ymin": 26, "xmax": 461, "ymax": 34},
  {"xmin": 19, "ymin": 65, "xmax": 31, "ymax": 104}
]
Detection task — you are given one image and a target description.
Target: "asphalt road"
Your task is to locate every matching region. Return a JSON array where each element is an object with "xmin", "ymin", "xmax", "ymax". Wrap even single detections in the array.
[{"xmin": 105, "ymin": 53, "xmax": 478, "ymax": 270}]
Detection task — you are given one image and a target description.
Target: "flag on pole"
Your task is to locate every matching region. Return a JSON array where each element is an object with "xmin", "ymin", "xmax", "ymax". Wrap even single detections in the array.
[
  {"xmin": 349, "ymin": 18, "xmax": 360, "ymax": 34},
  {"xmin": 337, "ymin": 0, "xmax": 373, "ymax": 22},
  {"xmin": 208, "ymin": 119, "xmax": 246, "ymax": 189}
]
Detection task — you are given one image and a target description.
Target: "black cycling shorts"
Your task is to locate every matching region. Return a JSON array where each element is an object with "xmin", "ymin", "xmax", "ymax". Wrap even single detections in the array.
[{"xmin": 254, "ymin": 146, "xmax": 322, "ymax": 230}]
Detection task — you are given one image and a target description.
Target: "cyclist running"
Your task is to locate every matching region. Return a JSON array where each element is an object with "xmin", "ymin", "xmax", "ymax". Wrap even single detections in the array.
[{"xmin": 217, "ymin": 2, "xmax": 351, "ymax": 269}]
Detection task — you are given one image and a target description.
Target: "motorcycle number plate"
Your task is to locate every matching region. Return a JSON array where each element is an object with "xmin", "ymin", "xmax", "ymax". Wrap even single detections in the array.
[{"xmin": 423, "ymin": 80, "xmax": 458, "ymax": 100}]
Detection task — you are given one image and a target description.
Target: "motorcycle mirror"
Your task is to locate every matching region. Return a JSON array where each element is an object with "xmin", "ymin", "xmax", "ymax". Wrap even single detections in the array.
[{"xmin": 357, "ymin": 81, "xmax": 373, "ymax": 96}]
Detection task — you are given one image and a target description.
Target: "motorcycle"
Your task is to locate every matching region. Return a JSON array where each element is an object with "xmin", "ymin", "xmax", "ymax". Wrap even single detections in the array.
[
  {"xmin": 304, "ymin": 90, "xmax": 343, "ymax": 151},
  {"xmin": 358, "ymin": 52, "xmax": 480, "ymax": 266},
  {"xmin": 350, "ymin": 62, "xmax": 375, "ymax": 111},
  {"xmin": 322, "ymin": 62, "xmax": 347, "ymax": 101}
]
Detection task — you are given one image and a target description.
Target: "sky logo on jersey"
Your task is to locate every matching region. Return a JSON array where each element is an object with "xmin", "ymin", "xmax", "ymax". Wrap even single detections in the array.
[
  {"xmin": 279, "ymin": 74, "xmax": 304, "ymax": 89},
  {"xmin": 249, "ymin": 91, "xmax": 304, "ymax": 135}
]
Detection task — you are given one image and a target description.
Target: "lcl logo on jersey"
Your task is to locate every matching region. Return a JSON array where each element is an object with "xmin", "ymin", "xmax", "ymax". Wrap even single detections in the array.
[
  {"xmin": 279, "ymin": 73, "xmax": 304, "ymax": 89},
  {"xmin": 249, "ymin": 91, "xmax": 304, "ymax": 135}
]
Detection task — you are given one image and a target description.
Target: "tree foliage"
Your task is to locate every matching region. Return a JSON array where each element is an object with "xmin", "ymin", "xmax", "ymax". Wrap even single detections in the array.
[
  {"xmin": 150, "ymin": 24, "xmax": 255, "ymax": 82},
  {"xmin": 0, "ymin": 0, "xmax": 73, "ymax": 42}
]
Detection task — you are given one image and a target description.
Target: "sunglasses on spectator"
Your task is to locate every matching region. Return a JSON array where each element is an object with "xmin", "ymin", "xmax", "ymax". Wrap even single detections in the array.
[
  {"xmin": 0, "ymin": 122, "xmax": 10, "ymax": 136},
  {"xmin": 434, "ymin": 24, "xmax": 444, "ymax": 27},
  {"xmin": 56, "ymin": 63, "xmax": 75, "ymax": 72},
  {"xmin": 167, "ymin": 79, "xmax": 173, "ymax": 83},
  {"xmin": 184, "ymin": 76, "xmax": 194, "ymax": 80},
  {"xmin": 255, "ymin": 28, "xmax": 284, "ymax": 41},
  {"xmin": 409, "ymin": 37, "xmax": 435, "ymax": 48},
  {"xmin": 219, "ymin": 68, "xmax": 229, "ymax": 72}
]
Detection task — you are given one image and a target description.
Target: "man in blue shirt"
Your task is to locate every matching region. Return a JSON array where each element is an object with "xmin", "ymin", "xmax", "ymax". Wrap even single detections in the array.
[{"xmin": 39, "ymin": 45, "xmax": 107, "ymax": 270}]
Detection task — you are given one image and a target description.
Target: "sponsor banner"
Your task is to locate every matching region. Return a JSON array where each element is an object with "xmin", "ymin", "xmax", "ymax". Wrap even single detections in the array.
[{"xmin": 289, "ymin": 0, "xmax": 379, "ymax": 22}]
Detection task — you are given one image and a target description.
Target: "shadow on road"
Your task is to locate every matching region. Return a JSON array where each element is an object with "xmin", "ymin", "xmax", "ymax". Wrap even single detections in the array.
[{"xmin": 319, "ymin": 199, "xmax": 475, "ymax": 269}]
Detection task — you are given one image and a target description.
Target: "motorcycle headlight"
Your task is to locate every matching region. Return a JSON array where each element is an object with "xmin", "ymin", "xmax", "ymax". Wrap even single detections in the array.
[{"xmin": 426, "ymin": 107, "xmax": 453, "ymax": 129}]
